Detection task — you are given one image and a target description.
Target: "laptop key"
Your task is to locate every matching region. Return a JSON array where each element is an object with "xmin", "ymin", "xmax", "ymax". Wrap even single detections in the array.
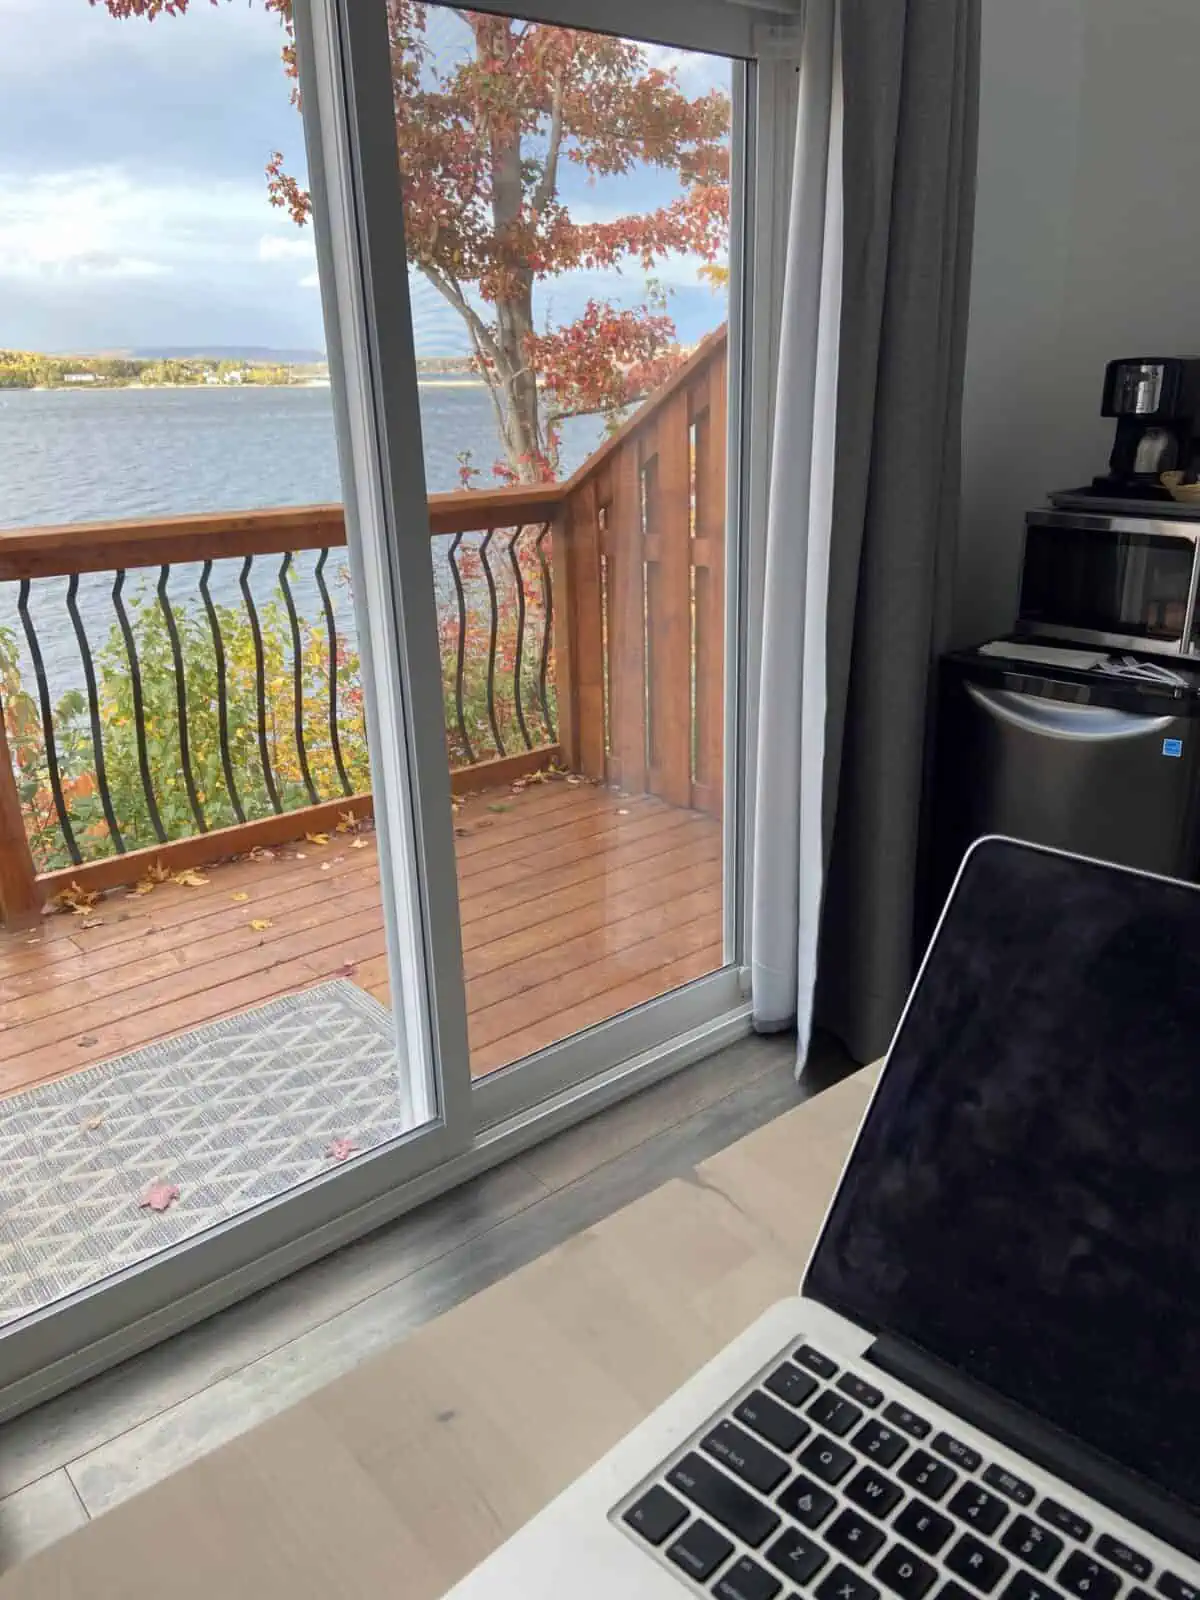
[
  {"xmin": 885, "ymin": 1402, "xmax": 932, "ymax": 1441},
  {"xmin": 852, "ymin": 1420, "xmax": 908, "ymax": 1468},
  {"xmin": 668, "ymin": 1518, "xmax": 735, "ymax": 1583},
  {"xmin": 714, "ymin": 1554, "xmax": 784, "ymax": 1600},
  {"xmin": 933, "ymin": 1433, "xmax": 982, "ymax": 1473},
  {"xmin": 845, "ymin": 1465, "xmax": 904, "ymax": 1517},
  {"xmin": 798, "ymin": 1433, "xmax": 857, "ymax": 1485},
  {"xmin": 667, "ymin": 1452, "xmax": 781, "ymax": 1548},
  {"xmin": 623, "ymin": 1485, "xmax": 688, "ymax": 1545},
  {"xmin": 1058, "ymin": 1553, "xmax": 1120, "ymax": 1600},
  {"xmin": 816, "ymin": 1561, "xmax": 881, "ymax": 1600},
  {"xmin": 795, "ymin": 1345, "xmax": 839, "ymax": 1380},
  {"xmin": 982, "ymin": 1466, "xmax": 1034, "ymax": 1507},
  {"xmin": 809, "ymin": 1392, "xmax": 865, "ymax": 1437},
  {"xmin": 826, "ymin": 1508, "xmax": 887, "ymax": 1566},
  {"xmin": 938, "ymin": 1584, "xmax": 982, "ymax": 1600},
  {"xmin": 1001, "ymin": 1575, "xmax": 1059, "ymax": 1600},
  {"xmin": 945, "ymin": 1532, "xmax": 1010, "ymax": 1593},
  {"xmin": 703, "ymin": 1420, "xmax": 791, "ymax": 1495},
  {"xmin": 1001, "ymin": 1517, "xmax": 1063, "ymax": 1573},
  {"xmin": 898, "ymin": 1449, "xmax": 958, "ymax": 1501},
  {"xmin": 777, "ymin": 1473, "xmax": 837, "ymax": 1528},
  {"xmin": 767, "ymin": 1364, "xmax": 821, "ymax": 1409},
  {"xmin": 948, "ymin": 1485, "xmax": 1009, "ymax": 1536},
  {"xmin": 876, "ymin": 1544, "xmax": 939, "ymax": 1600},
  {"xmin": 766, "ymin": 1527, "xmax": 830, "ymax": 1586},
  {"xmin": 737, "ymin": 1391, "xmax": 812, "ymax": 1454},
  {"xmin": 837, "ymin": 1373, "xmax": 884, "ymax": 1409},
  {"xmin": 1037, "ymin": 1499, "xmax": 1091, "ymax": 1543},
  {"xmin": 893, "ymin": 1499, "xmax": 955, "ymax": 1555},
  {"xmin": 1094, "ymin": 1538, "xmax": 1151, "ymax": 1583},
  {"xmin": 1158, "ymin": 1575, "xmax": 1200, "ymax": 1600}
]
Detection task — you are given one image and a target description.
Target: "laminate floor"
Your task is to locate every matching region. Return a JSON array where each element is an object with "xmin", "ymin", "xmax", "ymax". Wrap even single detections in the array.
[{"xmin": 0, "ymin": 1030, "xmax": 855, "ymax": 1574}]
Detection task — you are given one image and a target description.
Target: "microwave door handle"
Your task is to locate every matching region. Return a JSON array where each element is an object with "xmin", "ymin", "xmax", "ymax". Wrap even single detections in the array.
[{"xmin": 966, "ymin": 683, "xmax": 1177, "ymax": 742}]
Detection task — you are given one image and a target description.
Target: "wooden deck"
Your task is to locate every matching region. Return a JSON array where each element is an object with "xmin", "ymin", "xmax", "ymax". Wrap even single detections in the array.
[{"xmin": 0, "ymin": 781, "xmax": 724, "ymax": 1095}]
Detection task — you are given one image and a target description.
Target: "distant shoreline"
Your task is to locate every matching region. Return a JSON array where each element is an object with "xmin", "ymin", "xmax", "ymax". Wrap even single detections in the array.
[{"xmin": 10, "ymin": 375, "xmax": 484, "ymax": 394}]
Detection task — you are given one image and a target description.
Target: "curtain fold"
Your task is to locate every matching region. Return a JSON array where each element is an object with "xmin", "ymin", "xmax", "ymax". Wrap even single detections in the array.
[{"xmin": 751, "ymin": 0, "xmax": 981, "ymax": 1070}]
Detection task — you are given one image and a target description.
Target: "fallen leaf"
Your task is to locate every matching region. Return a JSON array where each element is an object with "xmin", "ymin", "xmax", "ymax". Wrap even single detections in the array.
[
  {"xmin": 78, "ymin": 1035, "xmax": 98, "ymax": 1047},
  {"xmin": 321, "ymin": 862, "xmax": 332, "ymax": 871},
  {"xmin": 566, "ymin": 775, "xmax": 582, "ymax": 786},
  {"xmin": 249, "ymin": 846, "xmax": 276, "ymax": 862},
  {"xmin": 295, "ymin": 852, "xmax": 307, "ymax": 860},
  {"xmin": 230, "ymin": 891, "xmax": 251, "ymax": 903},
  {"xmin": 336, "ymin": 961, "xmax": 358, "ymax": 979},
  {"xmin": 616, "ymin": 808, "xmax": 630, "ymax": 816},
  {"xmin": 487, "ymin": 802, "xmax": 511, "ymax": 814},
  {"xmin": 350, "ymin": 837, "xmax": 369, "ymax": 850},
  {"xmin": 82, "ymin": 1114, "xmax": 105, "ymax": 1132},
  {"xmin": 305, "ymin": 832, "xmax": 329, "ymax": 846},
  {"xmin": 172, "ymin": 869, "xmax": 209, "ymax": 888},
  {"xmin": 78, "ymin": 916, "xmax": 105, "ymax": 931},
  {"xmin": 132, "ymin": 878, "xmax": 157, "ymax": 896},
  {"xmin": 249, "ymin": 918, "xmax": 273, "ymax": 932},
  {"xmin": 335, "ymin": 811, "xmax": 358, "ymax": 833},
  {"xmin": 56, "ymin": 881, "xmax": 100, "ymax": 914},
  {"xmin": 326, "ymin": 1137, "xmax": 358, "ymax": 1162},
  {"xmin": 139, "ymin": 1180, "xmax": 180, "ymax": 1213},
  {"xmin": 148, "ymin": 861, "xmax": 171, "ymax": 883}
]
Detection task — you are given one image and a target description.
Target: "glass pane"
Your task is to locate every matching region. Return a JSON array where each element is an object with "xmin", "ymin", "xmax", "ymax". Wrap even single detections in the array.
[
  {"xmin": 378, "ymin": 5, "xmax": 734, "ymax": 1077},
  {"xmin": 0, "ymin": 0, "xmax": 438, "ymax": 1333}
]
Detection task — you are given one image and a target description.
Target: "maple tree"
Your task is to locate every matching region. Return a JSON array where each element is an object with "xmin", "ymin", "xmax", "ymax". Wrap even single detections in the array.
[{"xmin": 94, "ymin": 0, "xmax": 730, "ymax": 481}]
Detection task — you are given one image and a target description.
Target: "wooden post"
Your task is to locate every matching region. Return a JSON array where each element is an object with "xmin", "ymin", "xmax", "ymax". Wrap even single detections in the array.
[
  {"xmin": 0, "ymin": 705, "xmax": 40, "ymax": 928},
  {"xmin": 692, "ymin": 344, "xmax": 727, "ymax": 817},
  {"xmin": 551, "ymin": 489, "xmax": 606, "ymax": 780},
  {"xmin": 607, "ymin": 440, "xmax": 648, "ymax": 796},
  {"xmin": 644, "ymin": 390, "xmax": 696, "ymax": 810}
]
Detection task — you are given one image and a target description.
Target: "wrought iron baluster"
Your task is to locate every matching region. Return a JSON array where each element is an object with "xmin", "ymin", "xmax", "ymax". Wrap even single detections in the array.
[
  {"xmin": 17, "ymin": 578, "xmax": 81, "ymax": 865},
  {"xmin": 279, "ymin": 552, "xmax": 319, "ymax": 805},
  {"xmin": 66, "ymin": 573, "xmax": 125, "ymax": 853},
  {"xmin": 534, "ymin": 521, "xmax": 556, "ymax": 742},
  {"xmin": 112, "ymin": 570, "xmax": 168, "ymax": 844},
  {"xmin": 506, "ymin": 526, "xmax": 533, "ymax": 751},
  {"xmin": 446, "ymin": 534, "xmax": 475, "ymax": 766},
  {"xmin": 198, "ymin": 560, "xmax": 245, "ymax": 824},
  {"xmin": 239, "ymin": 555, "xmax": 282, "ymax": 814},
  {"xmin": 315, "ymin": 549, "xmax": 352, "ymax": 797},
  {"xmin": 478, "ymin": 529, "xmax": 506, "ymax": 758},
  {"xmin": 157, "ymin": 564, "xmax": 207, "ymax": 834}
]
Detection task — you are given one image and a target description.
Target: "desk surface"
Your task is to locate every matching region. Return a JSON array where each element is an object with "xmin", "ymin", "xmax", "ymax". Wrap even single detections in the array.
[{"xmin": 0, "ymin": 1066, "xmax": 875, "ymax": 1600}]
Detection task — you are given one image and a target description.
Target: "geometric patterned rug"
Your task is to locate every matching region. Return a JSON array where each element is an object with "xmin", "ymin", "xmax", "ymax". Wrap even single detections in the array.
[{"xmin": 0, "ymin": 981, "xmax": 404, "ymax": 1329}]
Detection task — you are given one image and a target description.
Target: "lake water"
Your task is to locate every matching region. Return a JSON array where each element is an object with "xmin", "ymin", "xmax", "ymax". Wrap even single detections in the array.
[{"xmin": 0, "ymin": 383, "xmax": 606, "ymax": 702}]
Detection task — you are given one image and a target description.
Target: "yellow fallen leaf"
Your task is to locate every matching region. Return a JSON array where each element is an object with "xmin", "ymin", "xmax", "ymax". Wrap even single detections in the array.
[
  {"xmin": 56, "ymin": 881, "xmax": 100, "ymax": 913},
  {"xmin": 305, "ymin": 832, "xmax": 329, "ymax": 847},
  {"xmin": 172, "ymin": 869, "xmax": 209, "ymax": 888},
  {"xmin": 350, "ymin": 837, "xmax": 369, "ymax": 851},
  {"xmin": 249, "ymin": 918, "xmax": 273, "ymax": 932},
  {"xmin": 78, "ymin": 916, "xmax": 105, "ymax": 931},
  {"xmin": 335, "ymin": 812, "xmax": 358, "ymax": 833},
  {"xmin": 230, "ymin": 891, "xmax": 250, "ymax": 903},
  {"xmin": 148, "ymin": 861, "xmax": 171, "ymax": 883},
  {"xmin": 133, "ymin": 878, "xmax": 157, "ymax": 896}
]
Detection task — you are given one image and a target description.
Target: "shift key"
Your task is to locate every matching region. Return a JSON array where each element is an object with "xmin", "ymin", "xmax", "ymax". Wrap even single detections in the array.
[{"xmin": 667, "ymin": 1452, "xmax": 781, "ymax": 1548}]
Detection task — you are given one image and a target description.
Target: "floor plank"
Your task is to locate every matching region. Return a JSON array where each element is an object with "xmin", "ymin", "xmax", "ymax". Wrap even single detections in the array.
[{"xmin": 0, "ymin": 782, "xmax": 723, "ymax": 1090}]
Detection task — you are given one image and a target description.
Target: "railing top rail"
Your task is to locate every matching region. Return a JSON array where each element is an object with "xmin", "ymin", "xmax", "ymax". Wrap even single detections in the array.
[{"xmin": 0, "ymin": 323, "xmax": 728, "ymax": 581}]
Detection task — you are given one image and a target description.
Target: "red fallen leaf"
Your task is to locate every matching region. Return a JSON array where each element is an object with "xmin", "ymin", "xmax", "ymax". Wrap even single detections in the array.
[
  {"xmin": 326, "ymin": 1138, "xmax": 358, "ymax": 1162},
  {"xmin": 335, "ymin": 961, "xmax": 358, "ymax": 979},
  {"xmin": 139, "ymin": 1181, "xmax": 180, "ymax": 1213}
]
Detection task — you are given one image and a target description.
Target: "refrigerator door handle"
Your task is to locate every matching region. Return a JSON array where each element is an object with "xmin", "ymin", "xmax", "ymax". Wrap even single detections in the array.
[{"xmin": 965, "ymin": 683, "xmax": 1178, "ymax": 743}]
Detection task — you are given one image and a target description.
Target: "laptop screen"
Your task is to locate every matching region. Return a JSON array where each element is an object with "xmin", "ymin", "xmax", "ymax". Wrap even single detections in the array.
[{"xmin": 805, "ymin": 839, "xmax": 1200, "ymax": 1517}]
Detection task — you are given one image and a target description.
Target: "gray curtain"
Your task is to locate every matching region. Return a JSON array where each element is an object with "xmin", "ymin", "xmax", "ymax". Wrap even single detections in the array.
[{"xmin": 815, "ymin": 0, "xmax": 981, "ymax": 1063}]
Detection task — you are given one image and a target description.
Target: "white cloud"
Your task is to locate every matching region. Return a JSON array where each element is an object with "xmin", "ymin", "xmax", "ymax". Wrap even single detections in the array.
[
  {"xmin": 258, "ymin": 233, "xmax": 314, "ymax": 263},
  {"xmin": 299, "ymin": 271, "xmax": 321, "ymax": 290}
]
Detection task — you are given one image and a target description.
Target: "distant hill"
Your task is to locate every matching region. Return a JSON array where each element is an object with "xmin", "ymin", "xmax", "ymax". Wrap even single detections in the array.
[{"xmin": 129, "ymin": 346, "xmax": 327, "ymax": 364}]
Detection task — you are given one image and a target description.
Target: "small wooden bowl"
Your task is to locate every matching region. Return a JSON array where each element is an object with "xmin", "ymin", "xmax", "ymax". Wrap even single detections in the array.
[{"xmin": 1161, "ymin": 471, "xmax": 1200, "ymax": 506}]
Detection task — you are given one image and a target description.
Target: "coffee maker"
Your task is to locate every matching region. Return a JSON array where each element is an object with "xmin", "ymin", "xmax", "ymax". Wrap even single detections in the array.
[{"xmin": 1092, "ymin": 357, "xmax": 1200, "ymax": 499}]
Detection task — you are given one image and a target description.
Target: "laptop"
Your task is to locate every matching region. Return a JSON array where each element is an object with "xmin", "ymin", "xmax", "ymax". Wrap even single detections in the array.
[{"xmin": 447, "ymin": 837, "xmax": 1200, "ymax": 1600}]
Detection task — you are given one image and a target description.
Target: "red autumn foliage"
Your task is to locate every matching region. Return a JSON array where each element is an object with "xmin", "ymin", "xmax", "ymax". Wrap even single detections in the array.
[{"xmin": 92, "ymin": 0, "xmax": 730, "ymax": 481}]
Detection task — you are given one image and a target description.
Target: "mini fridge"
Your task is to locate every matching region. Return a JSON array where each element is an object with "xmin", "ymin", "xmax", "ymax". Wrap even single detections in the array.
[{"xmin": 932, "ymin": 640, "xmax": 1200, "ymax": 911}]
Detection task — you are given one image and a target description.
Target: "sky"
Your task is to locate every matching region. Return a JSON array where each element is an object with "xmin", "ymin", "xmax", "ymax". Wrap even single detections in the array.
[{"xmin": 0, "ymin": 0, "xmax": 730, "ymax": 358}]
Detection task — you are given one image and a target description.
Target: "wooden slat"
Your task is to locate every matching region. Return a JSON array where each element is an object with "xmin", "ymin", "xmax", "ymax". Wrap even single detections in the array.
[
  {"xmin": 606, "ymin": 439, "xmax": 647, "ymax": 795},
  {"xmin": 644, "ymin": 389, "xmax": 695, "ymax": 809},
  {"xmin": 426, "ymin": 484, "xmax": 563, "ymax": 536},
  {"xmin": 552, "ymin": 490, "xmax": 605, "ymax": 780},
  {"xmin": 692, "ymin": 342, "xmax": 727, "ymax": 818},
  {"xmin": 0, "ymin": 710, "xmax": 39, "ymax": 927}
]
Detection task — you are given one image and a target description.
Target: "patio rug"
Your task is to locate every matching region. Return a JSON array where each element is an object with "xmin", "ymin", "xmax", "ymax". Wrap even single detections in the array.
[{"xmin": 0, "ymin": 980, "xmax": 405, "ymax": 1329}]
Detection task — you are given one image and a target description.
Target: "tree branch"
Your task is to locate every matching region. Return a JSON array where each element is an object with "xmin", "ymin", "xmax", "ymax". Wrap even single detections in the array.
[
  {"xmin": 532, "ymin": 71, "xmax": 564, "ymax": 216},
  {"xmin": 418, "ymin": 264, "xmax": 503, "ymax": 371}
]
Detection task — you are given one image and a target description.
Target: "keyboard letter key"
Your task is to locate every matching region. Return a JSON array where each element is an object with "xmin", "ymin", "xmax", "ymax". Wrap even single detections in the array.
[
  {"xmin": 816, "ymin": 1561, "xmax": 881, "ymax": 1600},
  {"xmin": 877, "ymin": 1544, "xmax": 939, "ymax": 1600}
]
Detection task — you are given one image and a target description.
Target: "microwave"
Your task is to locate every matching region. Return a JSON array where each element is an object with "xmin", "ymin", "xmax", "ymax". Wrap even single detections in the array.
[{"xmin": 1017, "ymin": 509, "xmax": 1200, "ymax": 659}]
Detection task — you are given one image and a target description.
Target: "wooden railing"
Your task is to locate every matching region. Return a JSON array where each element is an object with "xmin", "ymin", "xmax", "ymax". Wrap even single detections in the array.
[{"xmin": 0, "ymin": 326, "xmax": 726, "ymax": 924}]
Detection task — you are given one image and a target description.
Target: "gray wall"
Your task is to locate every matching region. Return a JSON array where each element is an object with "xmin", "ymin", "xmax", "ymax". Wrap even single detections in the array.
[{"xmin": 955, "ymin": 0, "xmax": 1200, "ymax": 645}]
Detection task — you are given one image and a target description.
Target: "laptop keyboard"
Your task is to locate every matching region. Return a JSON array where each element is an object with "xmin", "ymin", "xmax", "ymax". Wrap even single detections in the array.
[{"xmin": 617, "ymin": 1340, "xmax": 1196, "ymax": 1600}]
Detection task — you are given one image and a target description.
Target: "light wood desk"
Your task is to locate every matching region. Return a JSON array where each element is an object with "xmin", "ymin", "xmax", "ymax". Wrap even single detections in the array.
[{"xmin": 0, "ymin": 1067, "xmax": 875, "ymax": 1600}]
